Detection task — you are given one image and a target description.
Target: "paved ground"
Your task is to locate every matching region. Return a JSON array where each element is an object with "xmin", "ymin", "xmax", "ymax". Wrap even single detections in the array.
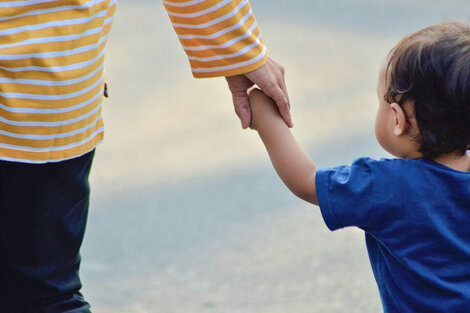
[{"xmin": 79, "ymin": 1, "xmax": 469, "ymax": 312}]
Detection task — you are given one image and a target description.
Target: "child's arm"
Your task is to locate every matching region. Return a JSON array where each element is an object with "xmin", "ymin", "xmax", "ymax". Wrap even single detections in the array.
[{"xmin": 249, "ymin": 89, "xmax": 318, "ymax": 205}]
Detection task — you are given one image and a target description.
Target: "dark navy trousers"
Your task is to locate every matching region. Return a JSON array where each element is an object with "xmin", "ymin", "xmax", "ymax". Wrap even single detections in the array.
[{"xmin": 0, "ymin": 151, "xmax": 95, "ymax": 313}]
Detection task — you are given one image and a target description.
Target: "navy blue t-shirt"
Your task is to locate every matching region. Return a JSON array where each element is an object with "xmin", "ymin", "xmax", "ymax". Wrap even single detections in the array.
[{"xmin": 316, "ymin": 157, "xmax": 470, "ymax": 313}]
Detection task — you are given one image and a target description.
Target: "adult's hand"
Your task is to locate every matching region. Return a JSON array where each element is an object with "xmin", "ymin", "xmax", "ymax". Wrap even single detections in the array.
[{"xmin": 225, "ymin": 57, "xmax": 293, "ymax": 129}]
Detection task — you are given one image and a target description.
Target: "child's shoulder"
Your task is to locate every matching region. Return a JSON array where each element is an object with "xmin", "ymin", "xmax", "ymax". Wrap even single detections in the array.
[
  {"xmin": 356, "ymin": 156, "xmax": 469, "ymax": 175},
  {"xmin": 348, "ymin": 156, "xmax": 422, "ymax": 173},
  {"xmin": 347, "ymin": 157, "xmax": 470, "ymax": 189},
  {"xmin": 319, "ymin": 156, "xmax": 469, "ymax": 195},
  {"xmin": 320, "ymin": 157, "xmax": 418, "ymax": 180}
]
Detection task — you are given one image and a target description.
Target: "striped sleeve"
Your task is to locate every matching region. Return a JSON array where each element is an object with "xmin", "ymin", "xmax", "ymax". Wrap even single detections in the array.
[{"xmin": 163, "ymin": 0, "xmax": 269, "ymax": 78}]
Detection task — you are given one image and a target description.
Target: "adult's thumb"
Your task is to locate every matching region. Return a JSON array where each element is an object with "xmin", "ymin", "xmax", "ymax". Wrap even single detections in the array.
[{"xmin": 232, "ymin": 94, "xmax": 251, "ymax": 129}]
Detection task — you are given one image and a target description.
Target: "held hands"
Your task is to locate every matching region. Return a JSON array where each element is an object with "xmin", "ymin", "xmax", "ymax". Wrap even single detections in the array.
[
  {"xmin": 248, "ymin": 88, "xmax": 281, "ymax": 131},
  {"xmin": 225, "ymin": 57, "xmax": 293, "ymax": 129}
]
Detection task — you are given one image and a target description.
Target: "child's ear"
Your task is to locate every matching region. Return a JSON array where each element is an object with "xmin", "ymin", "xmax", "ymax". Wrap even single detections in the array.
[{"xmin": 390, "ymin": 102, "xmax": 408, "ymax": 136}]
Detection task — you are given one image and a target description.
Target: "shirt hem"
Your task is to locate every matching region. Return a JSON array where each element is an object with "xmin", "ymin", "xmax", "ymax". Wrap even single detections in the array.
[{"xmin": 0, "ymin": 135, "xmax": 103, "ymax": 164}]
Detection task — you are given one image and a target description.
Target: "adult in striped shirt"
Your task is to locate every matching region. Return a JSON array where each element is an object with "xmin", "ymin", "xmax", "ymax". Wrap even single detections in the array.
[{"xmin": 0, "ymin": 0, "xmax": 290, "ymax": 312}]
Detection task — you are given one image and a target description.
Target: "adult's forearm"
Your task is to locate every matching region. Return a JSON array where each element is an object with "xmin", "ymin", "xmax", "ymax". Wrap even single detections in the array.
[{"xmin": 163, "ymin": 0, "xmax": 268, "ymax": 78}]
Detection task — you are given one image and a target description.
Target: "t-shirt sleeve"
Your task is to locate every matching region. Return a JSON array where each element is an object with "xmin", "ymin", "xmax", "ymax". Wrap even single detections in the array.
[{"xmin": 315, "ymin": 157, "xmax": 375, "ymax": 231}]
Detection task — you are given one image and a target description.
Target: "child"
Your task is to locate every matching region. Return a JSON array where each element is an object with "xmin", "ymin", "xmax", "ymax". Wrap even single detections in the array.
[{"xmin": 249, "ymin": 22, "xmax": 470, "ymax": 312}]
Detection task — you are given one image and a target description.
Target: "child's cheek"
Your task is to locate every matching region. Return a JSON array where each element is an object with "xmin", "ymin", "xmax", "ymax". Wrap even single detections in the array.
[{"xmin": 375, "ymin": 107, "xmax": 392, "ymax": 153}]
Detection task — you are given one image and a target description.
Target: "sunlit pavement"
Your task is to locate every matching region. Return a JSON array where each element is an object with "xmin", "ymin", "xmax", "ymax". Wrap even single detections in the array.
[{"xmin": 80, "ymin": 1, "xmax": 469, "ymax": 312}]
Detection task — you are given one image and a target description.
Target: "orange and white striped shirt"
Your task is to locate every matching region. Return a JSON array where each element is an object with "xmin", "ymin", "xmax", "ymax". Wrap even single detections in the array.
[{"xmin": 0, "ymin": 0, "xmax": 267, "ymax": 163}]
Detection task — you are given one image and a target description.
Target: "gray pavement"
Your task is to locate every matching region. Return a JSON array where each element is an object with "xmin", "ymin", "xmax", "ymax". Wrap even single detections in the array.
[{"xmin": 83, "ymin": 133, "xmax": 385, "ymax": 313}]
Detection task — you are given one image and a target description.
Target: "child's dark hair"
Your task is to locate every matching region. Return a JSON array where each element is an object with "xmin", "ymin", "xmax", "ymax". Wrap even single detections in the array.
[{"xmin": 385, "ymin": 22, "xmax": 470, "ymax": 159}]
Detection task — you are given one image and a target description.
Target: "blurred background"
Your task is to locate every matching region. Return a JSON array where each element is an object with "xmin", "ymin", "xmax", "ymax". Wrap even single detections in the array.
[{"xmin": 81, "ymin": 1, "xmax": 470, "ymax": 312}]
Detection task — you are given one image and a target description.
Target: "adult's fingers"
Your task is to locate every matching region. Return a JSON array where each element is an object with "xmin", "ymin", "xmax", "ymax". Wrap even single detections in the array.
[
  {"xmin": 232, "ymin": 91, "xmax": 251, "ymax": 129},
  {"xmin": 277, "ymin": 64, "xmax": 290, "ymax": 110},
  {"xmin": 270, "ymin": 60, "xmax": 291, "ymax": 114},
  {"xmin": 278, "ymin": 79, "xmax": 293, "ymax": 125},
  {"xmin": 226, "ymin": 75, "xmax": 254, "ymax": 129},
  {"xmin": 263, "ymin": 83, "xmax": 294, "ymax": 128}
]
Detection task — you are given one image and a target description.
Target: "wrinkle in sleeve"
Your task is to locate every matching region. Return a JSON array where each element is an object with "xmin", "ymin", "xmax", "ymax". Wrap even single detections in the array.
[
  {"xmin": 316, "ymin": 158, "xmax": 375, "ymax": 231},
  {"xmin": 163, "ymin": 0, "xmax": 268, "ymax": 78}
]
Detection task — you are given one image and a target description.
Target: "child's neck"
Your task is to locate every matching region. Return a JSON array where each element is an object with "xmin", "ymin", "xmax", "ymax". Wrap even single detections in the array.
[{"xmin": 433, "ymin": 151, "xmax": 470, "ymax": 172}]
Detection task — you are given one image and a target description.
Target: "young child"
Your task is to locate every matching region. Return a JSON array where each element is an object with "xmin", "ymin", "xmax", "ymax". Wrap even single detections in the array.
[{"xmin": 249, "ymin": 22, "xmax": 470, "ymax": 312}]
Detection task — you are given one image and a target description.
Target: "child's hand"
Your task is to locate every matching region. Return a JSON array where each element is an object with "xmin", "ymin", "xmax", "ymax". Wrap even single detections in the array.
[{"xmin": 248, "ymin": 88, "xmax": 282, "ymax": 131}]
